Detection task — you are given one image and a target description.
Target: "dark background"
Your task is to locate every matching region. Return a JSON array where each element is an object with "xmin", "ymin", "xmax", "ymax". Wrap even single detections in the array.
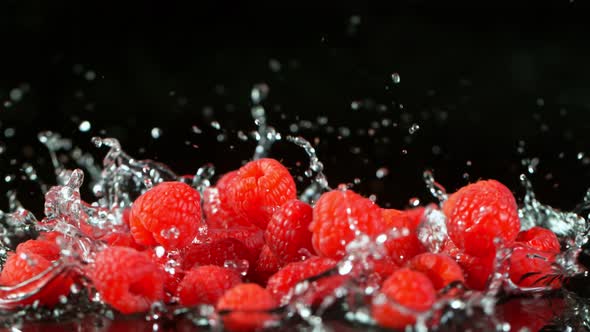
[{"xmin": 0, "ymin": 1, "xmax": 589, "ymax": 217}]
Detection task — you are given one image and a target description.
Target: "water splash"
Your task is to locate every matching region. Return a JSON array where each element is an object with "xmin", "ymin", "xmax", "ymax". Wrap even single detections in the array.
[{"xmin": 518, "ymin": 174, "xmax": 587, "ymax": 237}]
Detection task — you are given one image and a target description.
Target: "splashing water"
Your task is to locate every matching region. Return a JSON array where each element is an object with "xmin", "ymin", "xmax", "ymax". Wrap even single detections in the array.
[{"xmin": 0, "ymin": 86, "xmax": 589, "ymax": 331}]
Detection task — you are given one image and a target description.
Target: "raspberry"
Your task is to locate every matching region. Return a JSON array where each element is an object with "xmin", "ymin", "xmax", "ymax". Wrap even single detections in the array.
[
  {"xmin": 206, "ymin": 226, "xmax": 265, "ymax": 260},
  {"xmin": 250, "ymin": 245, "xmax": 281, "ymax": 286},
  {"xmin": 406, "ymin": 253, "xmax": 465, "ymax": 290},
  {"xmin": 1, "ymin": 252, "xmax": 52, "ymax": 286},
  {"xmin": 310, "ymin": 189, "xmax": 385, "ymax": 259},
  {"xmin": 129, "ymin": 181, "xmax": 204, "ymax": 250},
  {"xmin": 203, "ymin": 171, "xmax": 252, "ymax": 229},
  {"xmin": 516, "ymin": 227, "xmax": 560, "ymax": 254},
  {"xmin": 177, "ymin": 265, "xmax": 242, "ymax": 306},
  {"xmin": 382, "ymin": 208, "xmax": 427, "ymax": 265},
  {"xmin": 181, "ymin": 238, "xmax": 253, "ymax": 271},
  {"xmin": 217, "ymin": 283, "xmax": 278, "ymax": 332},
  {"xmin": 442, "ymin": 180, "xmax": 520, "ymax": 256},
  {"xmin": 265, "ymin": 199, "xmax": 315, "ymax": 265},
  {"xmin": 371, "ymin": 268, "xmax": 436, "ymax": 330},
  {"xmin": 146, "ymin": 247, "xmax": 184, "ymax": 302},
  {"xmin": 226, "ymin": 158, "xmax": 297, "ymax": 230},
  {"xmin": 266, "ymin": 256, "xmax": 337, "ymax": 305},
  {"xmin": 441, "ymin": 239, "xmax": 493, "ymax": 290},
  {"xmin": 90, "ymin": 246, "xmax": 165, "ymax": 314},
  {"xmin": 16, "ymin": 238, "xmax": 61, "ymax": 261},
  {"xmin": 370, "ymin": 255, "xmax": 398, "ymax": 282},
  {"xmin": 99, "ymin": 230, "xmax": 146, "ymax": 251},
  {"xmin": 0, "ymin": 252, "xmax": 72, "ymax": 307},
  {"xmin": 508, "ymin": 245, "xmax": 561, "ymax": 289}
]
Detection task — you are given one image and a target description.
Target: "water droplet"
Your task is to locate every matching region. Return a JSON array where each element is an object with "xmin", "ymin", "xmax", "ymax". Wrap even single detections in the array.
[
  {"xmin": 391, "ymin": 72, "xmax": 401, "ymax": 84},
  {"xmin": 408, "ymin": 123, "xmax": 420, "ymax": 134},
  {"xmin": 4, "ymin": 128, "xmax": 15, "ymax": 138},
  {"xmin": 251, "ymin": 83, "xmax": 269, "ymax": 104},
  {"xmin": 409, "ymin": 197, "xmax": 421, "ymax": 207},
  {"xmin": 85, "ymin": 70, "xmax": 96, "ymax": 81},
  {"xmin": 210, "ymin": 121, "xmax": 221, "ymax": 130},
  {"xmin": 577, "ymin": 152, "xmax": 585, "ymax": 160},
  {"xmin": 191, "ymin": 125, "xmax": 202, "ymax": 134},
  {"xmin": 151, "ymin": 127, "xmax": 162, "ymax": 139},
  {"xmin": 9, "ymin": 88, "xmax": 23, "ymax": 102},
  {"xmin": 375, "ymin": 167, "xmax": 389, "ymax": 179},
  {"xmin": 155, "ymin": 246, "xmax": 165, "ymax": 258},
  {"xmin": 78, "ymin": 121, "xmax": 91, "ymax": 132},
  {"xmin": 268, "ymin": 58, "xmax": 282, "ymax": 72}
]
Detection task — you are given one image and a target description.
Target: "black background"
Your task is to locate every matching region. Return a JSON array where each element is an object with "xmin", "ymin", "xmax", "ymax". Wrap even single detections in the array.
[{"xmin": 0, "ymin": 1, "xmax": 589, "ymax": 217}]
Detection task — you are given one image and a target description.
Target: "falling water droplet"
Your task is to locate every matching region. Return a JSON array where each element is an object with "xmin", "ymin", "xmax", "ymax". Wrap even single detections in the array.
[
  {"xmin": 78, "ymin": 121, "xmax": 91, "ymax": 133},
  {"xmin": 150, "ymin": 128, "xmax": 162, "ymax": 139},
  {"xmin": 251, "ymin": 83, "xmax": 269, "ymax": 104},
  {"xmin": 391, "ymin": 72, "xmax": 401, "ymax": 84},
  {"xmin": 376, "ymin": 167, "xmax": 389, "ymax": 179},
  {"xmin": 408, "ymin": 123, "xmax": 420, "ymax": 134}
]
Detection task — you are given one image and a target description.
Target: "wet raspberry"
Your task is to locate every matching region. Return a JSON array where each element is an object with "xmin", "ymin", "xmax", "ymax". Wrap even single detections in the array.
[
  {"xmin": 206, "ymin": 226, "xmax": 265, "ymax": 260},
  {"xmin": 310, "ymin": 189, "xmax": 385, "ymax": 259},
  {"xmin": 16, "ymin": 238, "xmax": 61, "ymax": 261},
  {"xmin": 0, "ymin": 252, "xmax": 71, "ymax": 307},
  {"xmin": 382, "ymin": 208, "xmax": 426, "ymax": 265},
  {"xmin": 371, "ymin": 268, "xmax": 436, "ymax": 329},
  {"xmin": 177, "ymin": 265, "xmax": 242, "ymax": 306},
  {"xmin": 250, "ymin": 245, "xmax": 282, "ymax": 286},
  {"xmin": 90, "ymin": 246, "xmax": 165, "ymax": 314},
  {"xmin": 266, "ymin": 256, "xmax": 338, "ymax": 305},
  {"xmin": 407, "ymin": 252, "xmax": 465, "ymax": 290},
  {"xmin": 508, "ymin": 245, "xmax": 561, "ymax": 289},
  {"xmin": 516, "ymin": 227, "xmax": 560, "ymax": 254},
  {"xmin": 226, "ymin": 158, "xmax": 297, "ymax": 230},
  {"xmin": 129, "ymin": 181, "xmax": 204, "ymax": 250},
  {"xmin": 203, "ymin": 171, "xmax": 252, "ymax": 229},
  {"xmin": 265, "ymin": 199, "xmax": 315, "ymax": 265},
  {"xmin": 443, "ymin": 180, "xmax": 520, "ymax": 256},
  {"xmin": 181, "ymin": 238, "xmax": 253, "ymax": 271}
]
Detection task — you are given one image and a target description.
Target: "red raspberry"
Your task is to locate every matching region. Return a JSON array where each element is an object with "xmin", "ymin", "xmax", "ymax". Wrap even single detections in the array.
[
  {"xmin": 516, "ymin": 227, "xmax": 560, "ymax": 254},
  {"xmin": 226, "ymin": 158, "xmax": 297, "ymax": 230},
  {"xmin": 145, "ymin": 248, "xmax": 184, "ymax": 302},
  {"xmin": 508, "ymin": 245, "xmax": 561, "ymax": 289},
  {"xmin": 99, "ymin": 230, "xmax": 146, "ymax": 251},
  {"xmin": 181, "ymin": 238, "xmax": 253, "ymax": 271},
  {"xmin": 177, "ymin": 265, "xmax": 242, "ymax": 306},
  {"xmin": 370, "ymin": 255, "xmax": 399, "ymax": 282},
  {"xmin": 203, "ymin": 171, "xmax": 253, "ymax": 229},
  {"xmin": 442, "ymin": 180, "xmax": 520, "ymax": 256},
  {"xmin": 406, "ymin": 253, "xmax": 465, "ymax": 290},
  {"xmin": 382, "ymin": 208, "xmax": 427, "ymax": 265},
  {"xmin": 90, "ymin": 246, "xmax": 165, "ymax": 314},
  {"xmin": 0, "ymin": 252, "xmax": 72, "ymax": 307},
  {"xmin": 441, "ymin": 239, "xmax": 493, "ymax": 290},
  {"xmin": 129, "ymin": 181, "xmax": 204, "ymax": 250},
  {"xmin": 265, "ymin": 199, "xmax": 315, "ymax": 265},
  {"xmin": 217, "ymin": 283, "xmax": 278, "ymax": 332},
  {"xmin": 310, "ymin": 189, "xmax": 385, "ymax": 259},
  {"xmin": 206, "ymin": 226, "xmax": 265, "ymax": 260},
  {"xmin": 250, "ymin": 245, "xmax": 282, "ymax": 286},
  {"xmin": 371, "ymin": 268, "xmax": 436, "ymax": 330},
  {"xmin": 16, "ymin": 239, "xmax": 61, "ymax": 261},
  {"xmin": 266, "ymin": 256, "xmax": 338, "ymax": 305}
]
